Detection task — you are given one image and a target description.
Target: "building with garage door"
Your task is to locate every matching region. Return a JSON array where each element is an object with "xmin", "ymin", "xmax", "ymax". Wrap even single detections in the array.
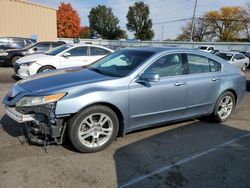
[{"xmin": 0, "ymin": 0, "xmax": 57, "ymax": 41}]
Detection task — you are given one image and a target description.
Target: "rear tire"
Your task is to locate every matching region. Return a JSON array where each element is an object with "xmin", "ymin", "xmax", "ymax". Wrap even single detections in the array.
[
  {"xmin": 37, "ymin": 65, "xmax": 55, "ymax": 73},
  {"xmin": 210, "ymin": 91, "xmax": 235, "ymax": 123},
  {"xmin": 68, "ymin": 105, "xmax": 119, "ymax": 153},
  {"xmin": 11, "ymin": 56, "xmax": 22, "ymax": 67}
]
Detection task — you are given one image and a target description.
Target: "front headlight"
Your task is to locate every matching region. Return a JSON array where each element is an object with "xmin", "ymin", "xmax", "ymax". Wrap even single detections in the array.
[
  {"xmin": 16, "ymin": 93, "xmax": 66, "ymax": 107},
  {"xmin": 0, "ymin": 51, "xmax": 8, "ymax": 56},
  {"xmin": 20, "ymin": 61, "xmax": 35, "ymax": 66}
]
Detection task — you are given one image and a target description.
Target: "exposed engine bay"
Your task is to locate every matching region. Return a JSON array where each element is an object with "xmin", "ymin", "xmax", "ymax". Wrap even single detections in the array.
[{"xmin": 12, "ymin": 103, "xmax": 69, "ymax": 152}]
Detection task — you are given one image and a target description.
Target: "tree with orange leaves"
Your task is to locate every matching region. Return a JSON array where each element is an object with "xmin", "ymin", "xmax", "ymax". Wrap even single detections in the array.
[
  {"xmin": 57, "ymin": 3, "xmax": 81, "ymax": 38},
  {"xmin": 177, "ymin": 6, "xmax": 250, "ymax": 42},
  {"xmin": 207, "ymin": 7, "xmax": 247, "ymax": 41}
]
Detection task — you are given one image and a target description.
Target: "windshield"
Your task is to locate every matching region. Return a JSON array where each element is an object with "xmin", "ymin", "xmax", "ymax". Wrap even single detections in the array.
[
  {"xmin": 45, "ymin": 45, "xmax": 72, "ymax": 56},
  {"xmin": 87, "ymin": 50, "xmax": 154, "ymax": 77},
  {"xmin": 216, "ymin": 53, "xmax": 233, "ymax": 61},
  {"xmin": 23, "ymin": 43, "xmax": 37, "ymax": 50}
]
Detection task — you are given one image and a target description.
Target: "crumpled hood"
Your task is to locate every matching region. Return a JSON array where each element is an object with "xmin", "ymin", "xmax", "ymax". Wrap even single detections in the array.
[
  {"xmin": 18, "ymin": 67, "xmax": 115, "ymax": 92},
  {"xmin": 16, "ymin": 53, "xmax": 52, "ymax": 64}
]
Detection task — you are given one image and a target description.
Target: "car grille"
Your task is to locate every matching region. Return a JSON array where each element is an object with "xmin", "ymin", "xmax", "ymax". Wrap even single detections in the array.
[{"xmin": 13, "ymin": 63, "xmax": 20, "ymax": 74}]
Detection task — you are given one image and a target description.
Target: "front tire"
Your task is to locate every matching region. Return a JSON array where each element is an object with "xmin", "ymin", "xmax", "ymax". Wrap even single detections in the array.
[
  {"xmin": 37, "ymin": 65, "xmax": 55, "ymax": 73},
  {"xmin": 11, "ymin": 56, "xmax": 22, "ymax": 66},
  {"xmin": 68, "ymin": 105, "xmax": 119, "ymax": 153},
  {"xmin": 210, "ymin": 92, "xmax": 235, "ymax": 123}
]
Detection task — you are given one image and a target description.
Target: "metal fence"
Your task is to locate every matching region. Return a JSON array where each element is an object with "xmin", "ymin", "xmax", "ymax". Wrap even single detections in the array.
[{"xmin": 59, "ymin": 38, "xmax": 250, "ymax": 51}]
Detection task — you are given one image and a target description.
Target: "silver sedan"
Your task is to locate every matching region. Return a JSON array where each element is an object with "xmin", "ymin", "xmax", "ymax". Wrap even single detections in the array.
[{"xmin": 2, "ymin": 47, "xmax": 246, "ymax": 152}]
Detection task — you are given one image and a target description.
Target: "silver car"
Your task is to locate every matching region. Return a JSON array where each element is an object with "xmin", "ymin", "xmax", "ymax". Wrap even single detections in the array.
[{"xmin": 2, "ymin": 48, "xmax": 246, "ymax": 152}]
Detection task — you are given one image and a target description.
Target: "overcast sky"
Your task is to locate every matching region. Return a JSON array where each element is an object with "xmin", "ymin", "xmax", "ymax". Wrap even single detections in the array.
[{"xmin": 31, "ymin": 0, "xmax": 250, "ymax": 40}]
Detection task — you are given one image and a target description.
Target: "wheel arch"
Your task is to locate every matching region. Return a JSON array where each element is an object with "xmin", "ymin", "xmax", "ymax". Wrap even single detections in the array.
[
  {"xmin": 10, "ymin": 55, "xmax": 23, "ymax": 65},
  {"xmin": 221, "ymin": 88, "xmax": 238, "ymax": 104},
  {"xmin": 37, "ymin": 65, "xmax": 56, "ymax": 73},
  {"xmin": 76, "ymin": 102, "xmax": 125, "ymax": 137}
]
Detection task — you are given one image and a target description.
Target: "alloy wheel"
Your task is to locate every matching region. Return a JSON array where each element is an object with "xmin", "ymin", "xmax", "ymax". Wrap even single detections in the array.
[
  {"xmin": 77, "ymin": 113, "xmax": 113, "ymax": 148},
  {"xmin": 217, "ymin": 95, "xmax": 233, "ymax": 120}
]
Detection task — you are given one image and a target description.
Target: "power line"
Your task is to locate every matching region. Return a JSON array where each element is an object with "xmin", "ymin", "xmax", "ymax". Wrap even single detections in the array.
[
  {"xmin": 154, "ymin": 17, "xmax": 193, "ymax": 24},
  {"xmin": 153, "ymin": 16, "xmax": 250, "ymax": 26}
]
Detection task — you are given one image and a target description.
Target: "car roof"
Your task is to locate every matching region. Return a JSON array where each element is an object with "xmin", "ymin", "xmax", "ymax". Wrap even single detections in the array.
[
  {"xmin": 0, "ymin": 37, "xmax": 35, "ymax": 40},
  {"xmin": 65, "ymin": 43, "xmax": 114, "ymax": 51},
  {"xmin": 123, "ymin": 47, "xmax": 206, "ymax": 54},
  {"xmin": 218, "ymin": 51, "xmax": 241, "ymax": 55}
]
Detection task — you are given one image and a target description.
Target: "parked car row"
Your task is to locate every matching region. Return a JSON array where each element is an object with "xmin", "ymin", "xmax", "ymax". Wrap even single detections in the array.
[
  {"xmin": 216, "ymin": 51, "xmax": 249, "ymax": 71},
  {"xmin": 198, "ymin": 46, "xmax": 250, "ymax": 71},
  {"xmin": 0, "ymin": 41, "xmax": 65, "ymax": 66},
  {"xmin": 0, "ymin": 37, "xmax": 36, "ymax": 50}
]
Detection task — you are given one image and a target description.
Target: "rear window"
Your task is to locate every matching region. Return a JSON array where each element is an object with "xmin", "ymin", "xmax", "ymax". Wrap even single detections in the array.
[
  {"xmin": 216, "ymin": 53, "xmax": 233, "ymax": 61},
  {"xmin": 45, "ymin": 45, "xmax": 72, "ymax": 56}
]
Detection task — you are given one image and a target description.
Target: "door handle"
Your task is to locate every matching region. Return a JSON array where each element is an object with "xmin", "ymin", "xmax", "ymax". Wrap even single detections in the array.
[
  {"xmin": 211, "ymin": 77, "xmax": 221, "ymax": 81},
  {"xmin": 174, "ymin": 81, "xmax": 186, "ymax": 86}
]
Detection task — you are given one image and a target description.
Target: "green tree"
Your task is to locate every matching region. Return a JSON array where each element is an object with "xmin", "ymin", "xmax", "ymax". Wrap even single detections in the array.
[
  {"xmin": 126, "ymin": 2, "xmax": 154, "ymax": 40},
  {"xmin": 88, "ymin": 5, "xmax": 126, "ymax": 39}
]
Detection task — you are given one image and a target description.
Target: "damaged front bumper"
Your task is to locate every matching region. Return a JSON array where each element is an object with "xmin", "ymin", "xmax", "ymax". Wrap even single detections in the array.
[
  {"xmin": 4, "ymin": 103, "xmax": 69, "ymax": 147},
  {"xmin": 5, "ymin": 106, "xmax": 35, "ymax": 123}
]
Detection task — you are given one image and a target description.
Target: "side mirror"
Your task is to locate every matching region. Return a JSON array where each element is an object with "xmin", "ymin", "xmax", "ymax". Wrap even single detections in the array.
[
  {"xmin": 62, "ymin": 52, "xmax": 71, "ymax": 57},
  {"xmin": 33, "ymin": 47, "xmax": 37, "ymax": 51},
  {"xmin": 138, "ymin": 73, "xmax": 160, "ymax": 82}
]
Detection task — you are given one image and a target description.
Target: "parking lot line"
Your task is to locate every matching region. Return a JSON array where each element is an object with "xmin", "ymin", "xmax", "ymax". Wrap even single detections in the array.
[{"xmin": 119, "ymin": 132, "xmax": 250, "ymax": 188}]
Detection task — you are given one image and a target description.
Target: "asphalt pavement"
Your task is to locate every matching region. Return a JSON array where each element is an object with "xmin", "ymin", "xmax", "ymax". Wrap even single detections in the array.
[{"xmin": 0, "ymin": 67, "xmax": 250, "ymax": 188}]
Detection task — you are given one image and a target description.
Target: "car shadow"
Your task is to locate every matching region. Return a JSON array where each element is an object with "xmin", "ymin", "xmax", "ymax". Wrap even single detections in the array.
[
  {"xmin": 11, "ymin": 74, "xmax": 21, "ymax": 81},
  {"xmin": 113, "ymin": 121, "xmax": 250, "ymax": 187},
  {"xmin": 0, "ymin": 115, "xmax": 26, "ymax": 137}
]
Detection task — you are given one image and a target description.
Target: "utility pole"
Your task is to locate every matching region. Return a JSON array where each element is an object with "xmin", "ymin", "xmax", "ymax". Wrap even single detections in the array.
[
  {"xmin": 190, "ymin": 0, "xmax": 198, "ymax": 42},
  {"xmin": 161, "ymin": 26, "xmax": 164, "ymax": 41}
]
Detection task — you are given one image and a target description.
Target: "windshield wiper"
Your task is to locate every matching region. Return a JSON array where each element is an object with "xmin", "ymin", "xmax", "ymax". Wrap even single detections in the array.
[{"xmin": 88, "ymin": 67, "xmax": 104, "ymax": 75}]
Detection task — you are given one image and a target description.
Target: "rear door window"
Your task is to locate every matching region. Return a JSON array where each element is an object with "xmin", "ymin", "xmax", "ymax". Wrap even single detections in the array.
[
  {"xmin": 12, "ymin": 38, "xmax": 25, "ymax": 47},
  {"xmin": 209, "ymin": 59, "xmax": 221, "ymax": 72},
  {"xmin": 187, "ymin": 54, "xmax": 221, "ymax": 74},
  {"xmin": 67, "ymin": 46, "xmax": 88, "ymax": 56},
  {"xmin": 35, "ymin": 43, "xmax": 51, "ymax": 52},
  {"xmin": 187, "ymin": 54, "xmax": 210, "ymax": 74},
  {"xmin": 90, "ymin": 47, "xmax": 110, "ymax": 56}
]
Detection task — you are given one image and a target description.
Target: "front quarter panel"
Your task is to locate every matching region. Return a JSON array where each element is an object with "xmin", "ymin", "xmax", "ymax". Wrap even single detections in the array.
[
  {"xmin": 55, "ymin": 78, "xmax": 130, "ymax": 128},
  {"xmin": 28, "ymin": 63, "xmax": 42, "ymax": 75}
]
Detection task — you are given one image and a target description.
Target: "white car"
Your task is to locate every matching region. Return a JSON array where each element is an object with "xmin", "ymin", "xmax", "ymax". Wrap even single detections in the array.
[
  {"xmin": 216, "ymin": 51, "xmax": 249, "ymax": 71},
  {"xmin": 13, "ymin": 44, "xmax": 114, "ymax": 78},
  {"xmin": 198, "ymin": 46, "xmax": 215, "ymax": 53}
]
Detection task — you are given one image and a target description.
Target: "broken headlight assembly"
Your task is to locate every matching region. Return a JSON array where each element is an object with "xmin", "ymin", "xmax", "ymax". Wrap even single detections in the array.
[{"xmin": 16, "ymin": 93, "xmax": 66, "ymax": 107}]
